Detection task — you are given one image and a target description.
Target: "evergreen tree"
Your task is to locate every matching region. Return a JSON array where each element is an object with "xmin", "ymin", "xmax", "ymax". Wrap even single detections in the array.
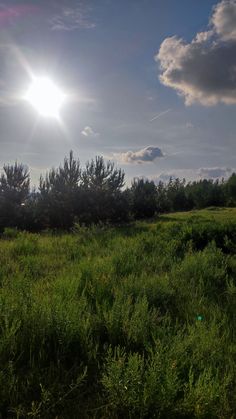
[
  {"xmin": 226, "ymin": 173, "xmax": 236, "ymax": 205},
  {"xmin": 131, "ymin": 178, "xmax": 157, "ymax": 219},
  {"xmin": 79, "ymin": 156, "xmax": 126, "ymax": 223},
  {"xmin": 39, "ymin": 151, "xmax": 81, "ymax": 229},
  {"xmin": 0, "ymin": 162, "xmax": 30, "ymax": 230}
]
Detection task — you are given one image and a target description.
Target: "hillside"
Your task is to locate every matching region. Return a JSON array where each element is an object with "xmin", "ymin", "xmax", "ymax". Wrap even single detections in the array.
[{"xmin": 1, "ymin": 208, "xmax": 236, "ymax": 418}]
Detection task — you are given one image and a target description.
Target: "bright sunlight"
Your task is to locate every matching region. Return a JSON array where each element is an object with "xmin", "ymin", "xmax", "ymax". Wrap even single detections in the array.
[{"xmin": 24, "ymin": 77, "xmax": 65, "ymax": 118}]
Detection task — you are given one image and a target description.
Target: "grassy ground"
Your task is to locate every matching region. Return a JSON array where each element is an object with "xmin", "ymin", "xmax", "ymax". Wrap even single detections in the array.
[
  {"xmin": 1, "ymin": 208, "xmax": 236, "ymax": 418},
  {"xmin": 160, "ymin": 206, "xmax": 236, "ymax": 222}
]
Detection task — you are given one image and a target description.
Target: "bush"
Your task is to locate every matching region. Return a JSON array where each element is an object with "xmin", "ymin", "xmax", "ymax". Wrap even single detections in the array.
[{"xmin": 2, "ymin": 227, "xmax": 19, "ymax": 239}]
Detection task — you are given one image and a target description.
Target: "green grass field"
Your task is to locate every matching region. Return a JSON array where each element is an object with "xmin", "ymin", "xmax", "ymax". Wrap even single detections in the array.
[
  {"xmin": 161, "ymin": 206, "xmax": 236, "ymax": 222},
  {"xmin": 1, "ymin": 208, "xmax": 236, "ymax": 418}
]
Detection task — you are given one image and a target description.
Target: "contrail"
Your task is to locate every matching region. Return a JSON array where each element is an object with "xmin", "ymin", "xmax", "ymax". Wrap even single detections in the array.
[{"xmin": 150, "ymin": 108, "xmax": 171, "ymax": 122}]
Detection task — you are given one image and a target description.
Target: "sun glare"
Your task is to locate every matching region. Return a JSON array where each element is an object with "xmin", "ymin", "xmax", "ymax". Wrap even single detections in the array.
[{"xmin": 25, "ymin": 77, "xmax": 65, "ymax": 118}]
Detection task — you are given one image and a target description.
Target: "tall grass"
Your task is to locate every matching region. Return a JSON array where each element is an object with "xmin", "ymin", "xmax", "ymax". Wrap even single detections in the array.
[{"xmin": 1, "ymin": 209, "xmax": 236, "ymax": 417}]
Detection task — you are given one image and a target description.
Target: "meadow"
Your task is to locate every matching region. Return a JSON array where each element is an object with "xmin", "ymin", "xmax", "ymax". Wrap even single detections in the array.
[{"xmin": 1, "ymin": 207, "xmax": 236, "ymax": 418}]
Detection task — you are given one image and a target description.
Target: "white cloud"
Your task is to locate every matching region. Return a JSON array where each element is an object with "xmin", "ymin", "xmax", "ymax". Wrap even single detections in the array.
[
  {"xmin": 81, "ymin": 126, "xmax": 99, "ymax": 138},
  {"xmin": 198, "ymin": 167, "xmax": 234, "ymax": 179},
  {"xmin": 156, "ymin": 0, "xmax": 236, "ymax": 106},
  {"xmin": 151, "ymin": 167, "xmax": 235, "ymax": 184},
  {"xmin": 114, "ymin": 146, "xmax": 164, "ymax": 164},
  {"xmin": 0, "ymin": 2, "xmax": 95, "ymax": 32},
  {"xmin": 212, "ymin": 0, "xmax": 236, "ymax": 41},
  {"xmin": 49, "ymin": 4, "xmax": 95, "ymax": 31}
]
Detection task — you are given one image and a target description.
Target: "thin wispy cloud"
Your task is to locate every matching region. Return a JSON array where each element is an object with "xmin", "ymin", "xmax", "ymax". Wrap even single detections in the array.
[
  {"xmin": 0, "ymin": 1, "xmax": 96, "ymax": 32},
  {"xmin": 49, "ymin": 3, "xmax": 96, "ymax": 31},
  {"xmin": 156, "ymin": 0, "xmax": 236, "ymax": 105},
  {"xmin": 152, "ymin": 167, "xmax": 235, "ymax": 183},
  {"xmin": 198, "ymin": 167, "xmax": 234, "ymax": 179},
  {"xmin": 150, "ymin": 108, "xmax": 171, "ymax": 122}
]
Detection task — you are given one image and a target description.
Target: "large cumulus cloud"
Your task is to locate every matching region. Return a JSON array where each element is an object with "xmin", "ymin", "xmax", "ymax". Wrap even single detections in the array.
[{"xmin": 155, "ymin": 0, "xmax": 236, "ymax": 106}]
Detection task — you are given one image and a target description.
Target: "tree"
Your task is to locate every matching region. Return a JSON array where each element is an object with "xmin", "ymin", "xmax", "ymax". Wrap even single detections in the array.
[
  {"xmin": 185, "ymin": 179, "xmax": 225, "ymax": 209},
  {"xmin": 131, "ymin": 178, "xmax": 157, "ymax": 219},
  {"xmin": 79, "ymin": 156, "xmax": 127, "ymax": 223},
  {"xmin": 39, "ymin": 151, "xmax": 81, "ymax": 229},
  {"xmin": 226, "ymin": 173, "xmax": 236, "ymax": 205},
  {"xmin": 156, "ymin": 181, "xmax": 171, "ymax": 213},
  {"xmin": 166, "ymin": 178, "xmax": 190, "ymax": 212},
  {"xmin": 81, "ymin": 156, "xmax": 124, "ymax": 192},
  {"xmin": 0, "ymin": 162, "xmax": 30, "ymax": 230}
]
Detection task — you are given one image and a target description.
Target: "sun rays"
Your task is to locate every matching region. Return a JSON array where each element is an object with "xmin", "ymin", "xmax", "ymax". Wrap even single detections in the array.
[{"xmin": 24, "ymin": 76, "xmax": 66, "ymax": 119}]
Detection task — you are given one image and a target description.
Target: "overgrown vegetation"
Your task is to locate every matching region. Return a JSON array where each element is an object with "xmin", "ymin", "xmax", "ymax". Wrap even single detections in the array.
[
  {"xmin": 1, "ymin": 208, "xmax": 236, "ymax": 417},
  {"xmin": 0, "ymin": 151, "xmax": 236, "ymax": 231}
]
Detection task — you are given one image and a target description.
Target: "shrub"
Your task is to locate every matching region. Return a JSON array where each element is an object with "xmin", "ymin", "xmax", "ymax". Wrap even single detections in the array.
[{"xmin": 2, "ymin": 227, "xmax": 19, "ymax": 239}]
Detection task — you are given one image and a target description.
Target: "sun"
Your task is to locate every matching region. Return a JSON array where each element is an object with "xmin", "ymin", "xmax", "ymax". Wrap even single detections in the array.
[{"xmin": 25, "ymin": 77, "xmax": 65, "ymax": 118}]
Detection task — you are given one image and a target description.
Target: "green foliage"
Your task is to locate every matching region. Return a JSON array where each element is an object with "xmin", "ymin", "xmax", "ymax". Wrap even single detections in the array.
[
  {"xmin": 79, "ymin": 155, "xmax": 127, "ymax": 224},
  {"xmin": 0, "ymin": 209, "xmax": 236, "ymax": 417},
  {"xmin": 226, "ymin": 173, "xmax": 236, "ymax": 205},
  {"xmin": 130, "ymin": 178, "xmax": 157, "ymax": 219},
  {"xmin": 38, "ymin": 150, "xmax": 81, "ymax": 229},
  {"xmin": 0, "ymin": 162, "xmax": 30, "ymax": 230},
  {"xmin": 1, "ymin": 152, "xmax": 235, "ymax": 233},
  {"xmin": 2, "ymin": 227, "xmax": 19, "ymax": 239}
]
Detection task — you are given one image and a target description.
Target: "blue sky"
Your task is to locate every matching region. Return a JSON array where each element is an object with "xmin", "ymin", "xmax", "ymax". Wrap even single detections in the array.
[{"xmin": 0, "ymin": 0, "xmax": 235, "ymax": 185}]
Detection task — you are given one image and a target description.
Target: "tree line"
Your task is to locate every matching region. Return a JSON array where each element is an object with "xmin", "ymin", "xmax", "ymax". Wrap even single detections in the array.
[{"xmin": 0, "ymin": 151, "xmax": 236, "ymax": 231}]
